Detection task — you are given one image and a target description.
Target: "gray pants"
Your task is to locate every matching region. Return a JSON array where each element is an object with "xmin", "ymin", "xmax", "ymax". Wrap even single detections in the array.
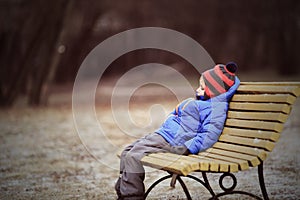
[{"xmin": 115, "ymin": 133, "xmax": 171, "ymax": 199}]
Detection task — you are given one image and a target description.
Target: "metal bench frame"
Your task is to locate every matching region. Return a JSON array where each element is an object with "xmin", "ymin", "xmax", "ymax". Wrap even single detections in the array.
[{"xmin": 145, "ymin": 163, "xmax": 267, "ymax": 200}]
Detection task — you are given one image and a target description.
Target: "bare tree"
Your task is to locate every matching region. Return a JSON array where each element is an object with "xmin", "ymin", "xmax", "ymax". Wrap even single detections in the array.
[{"xmin": 0, "ymin": 0, "xmax": 72, "ymax": 106}]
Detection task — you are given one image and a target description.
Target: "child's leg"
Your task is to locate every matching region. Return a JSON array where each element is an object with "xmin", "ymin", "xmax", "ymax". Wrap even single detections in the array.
[
  {"xmin": 119, "ymin": 136, "xmax": 146, "ymax": 173},
  {"xmin": 116, "ymin": 137, "xmax": 146, "ymax": 198},
  {"xmin": 116, "ymin": 133, "xmax": 170, "ymax": 199}
]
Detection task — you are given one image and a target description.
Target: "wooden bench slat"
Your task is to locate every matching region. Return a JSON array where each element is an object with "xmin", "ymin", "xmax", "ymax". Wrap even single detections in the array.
[
  {"xmin": 222, "ymin": 127, "xmax": 280, "ymax": 142},
  {"xmin": 206, "ymin": 148, "xmax": 261, "ymax": 167},
  {"xmin": 180, "ymin": 156, "xmax": 210, "ymax": 171},
  {"xmin": 197, "ymin": 157, "xmax": 219, "ymax": 172},
  {"xmin": 198, "ymin": 152, "xmax": 249, "ymax": 171},
  {"xmin": 212, "ymin": 142, "xmax": 268, "ymax": 161},
  {"xmin": 141, "ymin": 155, "xmax": 191, "ymax": 176},
  {"xmin": 225, "ymin": 118, "xmax": 284, "ymax": 132},
  {"xmin": 149, "ymin": 153, "xmax": 199, "ymax": 171},
  {"xmin": 231, "ymin": 94, "xmax": 297, "ymax": 104},
  {"xmin": 189, "ymin": 155, "xmax": 226, "ymax": 172},
  {"xmin": 219, "ymin": 135, "xmax": 275, "ymax": 151},
  {"xmin": 227, "ymin": 111, "xmax": 289, "ymax": 123},
  {"xmin": 146, "ymin": 153, "xmax": 241, "ymax": 173},
  {"xmin": 219, "ymin": 162, "xmax": 229, "ymax": 172},
  {"xmin": 229, "ymin": 102, "xmax": 291, "ymax": 114},
  {"xmin": 176, "ymin": 155, "xmax": 212, "ymax": 172},
  {"xmin": 153, "ymin": 153, "xmax": 218, "ymax": 172},
  {"xmin": 200, "ymin": 158, "xmax": 229, "ymax": 172},
  {"xmin": 148, "ymin": 153, "xmax": 239, "ymax": 173},
  {"xmin": 190, "ymin": 155, "xmax": 239, "ymax": 172},
  {"xmin": 237, "ymin": 85, "xmax": 300, "ymax": 96}
]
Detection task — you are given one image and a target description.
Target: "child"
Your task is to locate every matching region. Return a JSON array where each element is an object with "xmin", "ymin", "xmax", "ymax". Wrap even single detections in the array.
[{"xmin": 115, "ymin": 62, "xmax": 240, "ymax": 200}]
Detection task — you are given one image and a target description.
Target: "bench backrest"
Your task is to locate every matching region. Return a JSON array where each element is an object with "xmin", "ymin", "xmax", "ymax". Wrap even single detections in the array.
[{"xmin": 213, "ymin": 82, "xmax": 300, "ymax": 164}]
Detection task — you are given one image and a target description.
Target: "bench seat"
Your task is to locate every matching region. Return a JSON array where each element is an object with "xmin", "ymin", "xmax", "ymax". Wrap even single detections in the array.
[{"xmin": 140, "ymin": 82, "xmax": 300, "ymax": 199}]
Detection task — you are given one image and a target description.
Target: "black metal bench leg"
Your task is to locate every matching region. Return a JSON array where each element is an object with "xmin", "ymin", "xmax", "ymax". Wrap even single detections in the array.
[
  {"xmin": 258, "ymin": 162, "xmax": 269, "ymax": 200},
  {"xmin": 145, "ymin": 167, "xmax": 270, "ymax": 200},
  {"xmin": 202, "ymin": 172, "xmax": 215, "ymax": 197},
  {"xmin": 177, "ymin": 176, "xmax": 192, "ymax": 200},
  {"xmin": 144, "ymin": 173, "xmax": 193, "ymax": 200},
  {"xmin": 185, "ymin": 172, "xmax": 215, "ymax": 198},
  {"xmin": 144, "ymin": 174, "xmax": 172, "ymax": 199}
]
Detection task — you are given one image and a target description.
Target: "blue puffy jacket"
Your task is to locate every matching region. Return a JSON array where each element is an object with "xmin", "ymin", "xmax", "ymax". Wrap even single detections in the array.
[{"xmin": 156, "ymin": 77, "xmax": 240, "ymax": 154}]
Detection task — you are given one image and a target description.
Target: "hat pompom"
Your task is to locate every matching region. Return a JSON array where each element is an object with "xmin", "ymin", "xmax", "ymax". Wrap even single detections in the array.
[{"xmin": 226, "ymin": 62, "xmax": 238, "ymax": 73}]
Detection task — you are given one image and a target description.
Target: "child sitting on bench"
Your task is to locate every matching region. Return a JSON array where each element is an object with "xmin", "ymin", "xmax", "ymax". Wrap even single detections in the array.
[{"xmin": 115, "ymin": 62, "xmax": 240, "ymax": 200}]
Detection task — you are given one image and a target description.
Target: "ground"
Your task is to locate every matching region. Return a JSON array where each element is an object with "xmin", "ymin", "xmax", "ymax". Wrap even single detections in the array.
[{"xmin": 1, "ymin": 72, "xmax": 300, "ymax": 199}]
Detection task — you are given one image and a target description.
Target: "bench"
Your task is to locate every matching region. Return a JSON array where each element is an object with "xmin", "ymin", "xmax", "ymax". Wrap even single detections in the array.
[{"xmin": 140, "ymin": 82, "xmax": 300, "ymax": 200}]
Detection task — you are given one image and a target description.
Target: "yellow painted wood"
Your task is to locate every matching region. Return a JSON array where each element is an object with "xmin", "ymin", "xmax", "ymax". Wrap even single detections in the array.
[
  {"xmin": 189, "ymin": 155, "xmax": 220, "ymax": 172},
  {"xmin": 229, "ymin": 102, "xmax": 291, "ymax": 114},
  {"xmin": 205, "ymin": 160, "xmax": 219, "ymax": 172},
  {"xmin": 237, "ymin": 85, "xmax": 300, "ymax": 97},
  {"xmin": 198, "ymin": 161, "xmax": 210, "ymax": 171},
  {"xmin": 206, "ymin": 148, "xmax": 261, "ymax": 167},
  {"xmin": 197, "ymin": 152, "xmax": 248, "ymax": 171},
  {"xmin": 222, "ymin": 127, "xmax": 280, "ymax": 142},
  {"xmin": 182, "ymin": 155, "xmax": 211, "ymax": 171},
  {"xmin": 231, "ymin": 94, "xmax": 297, "ymax": 104},
  {"xmin": 227, "ymin": 111, "xmax": 289, "ymax": 123},
  {"xmin": 150, "ymin": 153, "xmax": 199, "ymax": 171},
  {"xmin": 190, "ymin": 155, "xmax": 239, "ymax": 172},
  {"xmin": 198, "ymin": 152, "xmax": 249, "ymax": 171},
  {"xmin": 196, "ymin": 155, "xmax": 229, "ymax": 172},
  {"xmin": 219, "ymin": 163, "xmax": 229, "ymax": 172},
  {"xmin": 141, "ymin": 155, "xmax": 191, "ymax": 176},
  {"xmin": 212, "ymin": 142, "xmax": 268, "ymax": 161},
  {"xmin": 183, "ymin": 156, "xmax": 210, "ymax": 171},
  {"xmin": 225, "ymin": 118, "xmax": 284, "ymax": 132},
  {"xmin": 227, "ymin": 162, "xmax": 239, "ymax": 172},
  {"xmin": 219, "ymin": 135, "xmax": 275, "ymax": 151}
]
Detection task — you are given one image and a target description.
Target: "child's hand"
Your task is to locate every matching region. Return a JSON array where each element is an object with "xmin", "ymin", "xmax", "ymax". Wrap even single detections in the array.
[{"xmin": 170, "ymin": 146, "xmax": 190, "ymax": 155}]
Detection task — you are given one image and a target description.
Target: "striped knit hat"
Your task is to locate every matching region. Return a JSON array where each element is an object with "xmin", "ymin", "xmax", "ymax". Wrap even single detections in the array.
[{"xmin": 202, "ymin": 62, "xmax": 237, "ymax": 98}]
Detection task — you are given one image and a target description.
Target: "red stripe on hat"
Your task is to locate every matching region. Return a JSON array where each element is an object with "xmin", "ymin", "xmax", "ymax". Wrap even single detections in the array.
[
  {"xmin": 205, "ymin": 71, "xmax": 226, "ymax": 94},
  {"xmin": 202, "ymin": 71, "xmax": 215, "ymax": 97},
  {"xmin": 215, "ymin": 65, "xmax": 234, "ymax": 87},
  {"xmin": 204, "ymin": 85, "xmax": 214, "ymax": 97}
]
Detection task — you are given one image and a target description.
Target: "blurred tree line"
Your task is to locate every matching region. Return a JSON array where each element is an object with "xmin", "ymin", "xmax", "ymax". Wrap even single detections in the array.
[{"xmin": 0, "ymin": 0, "xmax": 299, "ymax": 107}]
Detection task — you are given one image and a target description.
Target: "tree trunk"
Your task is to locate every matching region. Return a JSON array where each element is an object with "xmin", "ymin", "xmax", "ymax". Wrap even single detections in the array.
[
  {"xmin": 27, "ymin": 0, "xmax": 71, "ymax": 106},
  {"xmin": 40, "ymin": 0, "xmax": 74, "ymax": 105}
]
